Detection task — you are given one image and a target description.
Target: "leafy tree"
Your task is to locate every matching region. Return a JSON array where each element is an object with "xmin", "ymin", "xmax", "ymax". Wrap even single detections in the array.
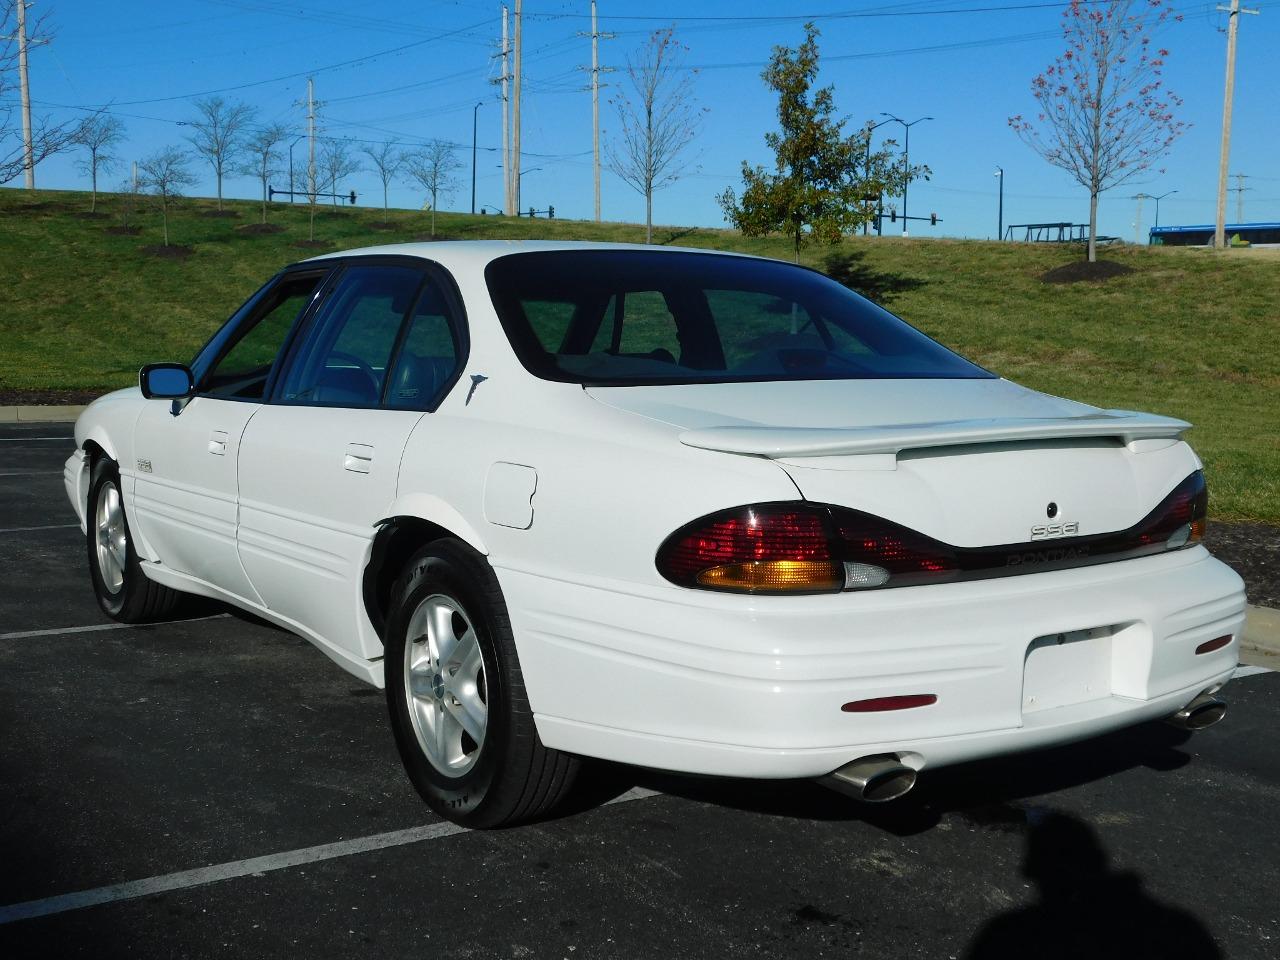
[
  {"xmin": 187, "ymin": 96, "xmax": 256, "ymax": 211},
  {"xmin": 362, "ymin": 140, "xmax": 404, "ymax": 224},
  {"xmin": 319, "ymin": 138, "xmax": 361, "ymax": 208},
  {"xmin": 1010, "ymin": 0, "xmax": 1185, "ymax": 262},
  {"xmin": 138, "ymin": 147, "xmax": 196, "ymax": 246},
  {"xmin": 73, "ymin": 114, "xmax": 125, "ymax": 213},
  {"xmin": 608, "ymin": 27, "xmax": 704, "ymax": 244},
  {"xmin": 719, "ymin": 23, "xmax": 921, "ymax": 261},
  {"xmin": 406, "ymin": 140, "xmax": 461, "ymax": 238},
  {"xmin": 241, "ymin": 123, "xmax": 288, "ymax": 225},
  {"xmin": 0, "ymin": 2, "xmax": 81, "ymax": 185}
]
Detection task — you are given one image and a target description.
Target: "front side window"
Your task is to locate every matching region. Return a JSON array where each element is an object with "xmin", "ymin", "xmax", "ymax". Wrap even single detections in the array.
[
  {"xmin": 486, "ymin": 250, "xmax": 993, "ymax": 385},
  {"xmin": 201, "ymin": 272, "xmax": 325, "ymax": 400},
  {"xmin": 278, "ymin": 265, "xmax": 426, "ymax": 408}
]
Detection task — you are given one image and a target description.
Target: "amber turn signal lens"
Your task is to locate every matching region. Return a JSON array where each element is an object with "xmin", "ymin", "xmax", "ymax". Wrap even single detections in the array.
[
  {"xmin": 696, "ymin": 560, "xmax": 843, "ymax": 592},
  {"xmin": 1190, "ymin": 518, "xmax": 1206, "ymax": 543}
]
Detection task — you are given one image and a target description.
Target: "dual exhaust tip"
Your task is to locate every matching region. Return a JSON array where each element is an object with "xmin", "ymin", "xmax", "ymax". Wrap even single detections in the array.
[{"xmin": 821, "ymin": 691, "xmax": 1228, "ymax": 804}]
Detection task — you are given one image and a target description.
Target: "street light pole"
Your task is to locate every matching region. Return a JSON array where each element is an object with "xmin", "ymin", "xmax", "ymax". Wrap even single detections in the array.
[
  {"xmin": 471, "ymin": 101, "xmax": 484, "ymax": 215},
  {"xmin": 994, "ymin": 166, "xmax": 1004, "ymax": 241},
  {"xmin": 863, "ymin": 118, "xmax": 894, "ymax": 236},
  {"xmin": 880, "ymin": 113, "xmax": 933, "ymax": 237},
  {"xmin": 1150, "ymin": 189, "xmax": 1177, "ymax": 231},
  {"xmin": 288, "ymin": 135, "xmax": 305, "ymax": 202}
]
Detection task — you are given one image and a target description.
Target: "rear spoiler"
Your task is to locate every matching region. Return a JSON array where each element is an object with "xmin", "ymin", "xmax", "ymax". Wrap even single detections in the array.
[{"xmin": 678, "ymin": 410, "xmax": 1191, "ymax": 459}]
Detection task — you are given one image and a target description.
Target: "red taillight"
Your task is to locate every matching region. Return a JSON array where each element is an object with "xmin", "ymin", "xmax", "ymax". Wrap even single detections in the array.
[
  {"xmin": 656, "ymin": 505, "xmax": 842, "ymax": 593},
  {"xmin": 1135, "ymin": 471, "xmax": 1208, "ymax": 549},
  {"xmin": 832, "ymin": 509, "xmax": 958, "ymax": 587}
]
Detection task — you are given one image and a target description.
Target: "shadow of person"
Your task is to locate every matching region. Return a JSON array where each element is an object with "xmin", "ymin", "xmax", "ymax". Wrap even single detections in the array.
[{"xmin": 963, "ymin": 811, "xmax": 1220, "ymax": 960}]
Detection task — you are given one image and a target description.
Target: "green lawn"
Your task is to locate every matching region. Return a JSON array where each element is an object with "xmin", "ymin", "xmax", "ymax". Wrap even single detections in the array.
[{"xmin": 1, "ymin": 188, "xmax": 1277, "ymax": 522}]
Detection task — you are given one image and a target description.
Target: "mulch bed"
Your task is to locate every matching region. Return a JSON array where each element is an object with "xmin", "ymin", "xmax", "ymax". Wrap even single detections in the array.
[
  {"xmin": 104, "ymin": 225, "xmax": 142, "ymax": 236},
  {"xmin": 1041, "ymin": 260, "xmax": 1135, "ymax": 284},
  {"xmin": 1204, "ymin": 521, "xmax": 1280, "ymax": 609},
  {"xmin": 0, "ymin": 388, "xmax": 110, "ymax": 405},
  {"xmin": 237, "ymin": 223, "xmax": 286, "ymax": 235},
  {"xmin": 199, "ymin": 210, "xmax": 241, "ymax": 219},
  {"xmin": 71, "ymin": 211, "xmax": 109, "ymax": 220},
  {"xmin": 291, "ymin": 239, "xmax": 333, "ymax": 250},
  {"xmin": 139, "ymin": 244, "xmax": 194, "ymax": 260}
]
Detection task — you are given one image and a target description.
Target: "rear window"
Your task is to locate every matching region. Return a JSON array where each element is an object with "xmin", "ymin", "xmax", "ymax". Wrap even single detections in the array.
[{"xmin": 485, "ymin": 250, "xmax": 992, "ymax": 385}]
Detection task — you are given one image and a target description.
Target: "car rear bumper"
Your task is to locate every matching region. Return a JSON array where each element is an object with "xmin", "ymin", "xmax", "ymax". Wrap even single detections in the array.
[{"xmin": 498, "ymin": 546, "xmax": 1245, "ymax": 779}]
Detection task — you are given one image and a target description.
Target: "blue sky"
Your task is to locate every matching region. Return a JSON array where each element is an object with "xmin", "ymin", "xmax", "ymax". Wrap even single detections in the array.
[{"xmin": 11, "ymin": 0, "xmax": 1280, "ymax": 240}]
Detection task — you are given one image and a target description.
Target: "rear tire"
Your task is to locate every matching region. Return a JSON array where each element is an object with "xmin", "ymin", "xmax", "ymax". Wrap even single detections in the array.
[
  {"xmin": 384, "ymin": 538, "xmax": 581, "ymax": 827},
  {"xmin": 86, "ymin": 457, "xmax": 183, "ymax": 622}
]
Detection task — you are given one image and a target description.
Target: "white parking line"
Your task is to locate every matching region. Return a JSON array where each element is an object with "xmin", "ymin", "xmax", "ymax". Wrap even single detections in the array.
[
  {"xmin": 0, "ymin": 470, "xmax": 63, "ymax": 477},
  {"xmin": 0, "ymin": 523, "xmax": 79, "ymax": 534},
  {"xmin": 0, "ymin": 786, "xmax": 661, "ymax": 925},
  {"xmin": 0, "ymin": 615, "xmax": 229, "ymax": 641},
  {"xmin": 1233, "ymin": 664, "xmax": 1273, "ymax": 679}
]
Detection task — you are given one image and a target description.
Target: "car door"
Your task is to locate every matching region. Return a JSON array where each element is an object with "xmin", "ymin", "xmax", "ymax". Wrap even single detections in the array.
[
  {"xmin": 236, "ymin": 259, "xmax": 466, "ymax": 660},
  {"xmin": 131, "ymin": 269, "xmax": 329, "ymax": 602}
]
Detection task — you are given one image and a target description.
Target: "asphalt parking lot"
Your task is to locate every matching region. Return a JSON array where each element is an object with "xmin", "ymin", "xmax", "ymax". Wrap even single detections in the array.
[{"xmin": 1, "ymin": 421, "xmax": 1277, "ymax": 959}]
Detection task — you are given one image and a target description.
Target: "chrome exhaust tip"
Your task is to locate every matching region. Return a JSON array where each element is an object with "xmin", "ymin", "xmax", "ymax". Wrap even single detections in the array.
[
  {"xmin": 1166, "ymin": 692, "xmax": 1227, "ymax": 731},
  {"xmin": 820, "ymin": 754, "xmax": 918, "ymax": 803}
]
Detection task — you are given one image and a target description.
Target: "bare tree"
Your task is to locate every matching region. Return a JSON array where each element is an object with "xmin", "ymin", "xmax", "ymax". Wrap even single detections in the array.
[
  {"xmin": 1010, "ymin": 0, "xmax": 1184, "ymax": 262},
  {"xmin": 608, "ymin": 27, "xmax": 704, "ymax": 244},
  {"xmin": 319, "ymin": 138, "xmax": 361, "ymax": 208},
  {"xmin": 138, "ymin": 147, "xmax": 196, "ymax": 246},
  {"xmin": 72, "ymin": 114, "xmax": 125, "ymax": 213},
  {"xmin": 241, "ymin": 123, "xmax": 288, "ymax": 225},
  {"xmin": 0, "ymin": 2, "xmax": 82, "ymax": 185},
  {"xmin": 115, "ymin": 173, "xmax": 139, "ymax": 230},
  {"xmin": 187, "ymin": 96, "xmax": 256, "ymax": 212},
  {"xmin": 405, "ymin": 140, "xmax": 461, "ymax": 238},
  {"xmin": 362, "ymin": 139, "xmax": 404, "ymax": 224}
]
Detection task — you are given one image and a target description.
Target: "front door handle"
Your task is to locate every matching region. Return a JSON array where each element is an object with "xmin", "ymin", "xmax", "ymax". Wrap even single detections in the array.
[
  {"xmin": 344, "ymin": 443, "xmax": 374, "ymax": 474},
  {"xmin": 208, "ymin": 430, "xmax": 228, "ymax": 456}
]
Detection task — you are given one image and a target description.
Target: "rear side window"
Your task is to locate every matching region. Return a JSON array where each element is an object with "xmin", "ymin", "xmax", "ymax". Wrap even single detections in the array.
[
  {"xmin": 201, "ymin": 273, "xmax": 324, "ymax": 400},
  {"xmin": 278, "ymin": 265, "xmax": 425, "ymax": 408},
  {"xmin": 486, "ymin": 250, "xmax": 992, "ymax": 385},
  {"xmin": 384, "ymin": 282, "xmax": 464, "ymax": 410}
]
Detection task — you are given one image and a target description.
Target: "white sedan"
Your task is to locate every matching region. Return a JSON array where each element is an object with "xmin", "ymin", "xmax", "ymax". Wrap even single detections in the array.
[{"xmin": 66, "ymin": 241, "xmax": 1246, "ymax": 826}]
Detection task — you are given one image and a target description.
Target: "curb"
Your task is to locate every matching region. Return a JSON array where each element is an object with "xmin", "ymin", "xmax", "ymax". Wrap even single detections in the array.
[
  {"xmin": 1243, "ymin": 604, "xmax": 1280, "ymax": 658},
  {"xmin": 0, "ymin": 405, "xmax": 86, "ymax": 423}
]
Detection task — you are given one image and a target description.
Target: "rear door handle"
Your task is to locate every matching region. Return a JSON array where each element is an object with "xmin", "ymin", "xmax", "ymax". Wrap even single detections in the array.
[
  {"xmin": 208, "ymin": 430, "xmax": 228, "ymax": 456},
  {"xmin": 344, "ymin": 443, "xmax": 374, "ymax": 474}
]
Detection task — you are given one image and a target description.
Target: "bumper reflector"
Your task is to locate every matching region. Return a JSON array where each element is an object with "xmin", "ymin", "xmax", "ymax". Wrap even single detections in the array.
[
  {"xmin": 841, "ymin": 694, "xmax": 938, "ymax": 713},
  {"xmin": 1194, "ymin": 635, "xmax": 1232, "ymax": 655}
]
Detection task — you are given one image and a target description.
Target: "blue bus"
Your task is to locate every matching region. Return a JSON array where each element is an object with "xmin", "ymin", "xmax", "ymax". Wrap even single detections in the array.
[{"xmin": 1150, "ymin": 223, "xmax": 1280, "ymax": 246}]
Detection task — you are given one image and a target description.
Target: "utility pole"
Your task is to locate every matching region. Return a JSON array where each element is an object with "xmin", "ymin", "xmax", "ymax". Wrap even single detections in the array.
[
  {"xmin": 306, "ymin": 77, "xmax": 317, "ymax": 202},
  {"xmin": 579, "ymin": 1, "xmax": 614, "ymax": 222},
  {"xmin": 1131, "ymin": 193, "xmax": 1148, "ymax": 244},
  {"xmin": 16, "ymin": 0, "xmax": 34, "ymax": 189},
  {"xmin": 1229, "ymin": 172, "xmax": 1251, "ymax": 224},
  {"xmin": 512, "ymin": 0, "xmax": 522, "ymax": 215},
  {"xmin": 494, "ymin": 6, "xmax": 512, "ymax": 215},
  {"xmin": 994, "ymin": 166, "xmax": 1004, "ymax": 241},
  {"xmin": 1214, "ymin": 0, "xmax": 1259, "ymax": 249}
]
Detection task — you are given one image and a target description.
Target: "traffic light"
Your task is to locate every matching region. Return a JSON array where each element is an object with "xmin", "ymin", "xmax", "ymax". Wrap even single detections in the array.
[
  {"xmin": 890, "ymin": 208, "xmax": 897, "ymax": 223},
  {"xmin": 548, "ymin": 205, "xmax": 555, "ymax": 219},
  {"xmin": 349, "ymin": 190, "xmax": 357, "ymax": 205},
  {"xmin": 930, "ymin": 212, "xmax": 937, "ymax": 225}
]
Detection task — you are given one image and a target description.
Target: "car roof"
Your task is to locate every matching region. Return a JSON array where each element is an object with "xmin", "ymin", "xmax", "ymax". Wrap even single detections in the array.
[{"xmin": 299, "ymin": 239, "xmax": 769, "ymax": 271}]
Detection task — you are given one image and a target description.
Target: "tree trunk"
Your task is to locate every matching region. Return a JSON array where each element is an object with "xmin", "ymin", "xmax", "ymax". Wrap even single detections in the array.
[
  {"xmin": 645, "ymin": 186, "xmax": 652, "ymax": 244},
  {"xmin": 216, "ymin": 173, "xmax": 223, "ymax": 212},
  {"xmin": 90, "ymin": 164, "xmax": 97, "ymax": 214},
  {"xmin": 431, "ymin": 188, "xmax": 437, "ymax": 238},
  {"xmin": 261, "ymin": 180, "xmax": 267, "ymax": 225},
  {"xmin": 383, "ymin": 185, "xmax": 389, "ymax": 225},
  {"xmin": 1087, "ymin": 190, "xmax": 1099, "ymax": 263},
  {"xmin": 309, "ymin": 200, "xmax": 316, "ymax": 241},
  {"xmin": 162, "ymin": 196, "xmax": 169, "ymax": 246}
]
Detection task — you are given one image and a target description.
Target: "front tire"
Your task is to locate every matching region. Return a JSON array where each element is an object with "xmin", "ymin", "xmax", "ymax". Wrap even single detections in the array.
[
  {"xmin": 86, "ymin": 457, "xmax": 182, "ymax": 622},
  {"xmin": 384, "ymin": 539, "xmax": 580, "ymax": 827}
]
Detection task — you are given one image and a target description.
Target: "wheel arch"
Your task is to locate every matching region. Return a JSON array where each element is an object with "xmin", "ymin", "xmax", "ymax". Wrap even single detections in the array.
[{"xmin": 362, "ymin": 498, "xmax": 489, "ymax": 641}]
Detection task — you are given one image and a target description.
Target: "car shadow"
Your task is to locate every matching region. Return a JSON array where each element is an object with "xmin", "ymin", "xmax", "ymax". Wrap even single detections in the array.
[
  {"xmin": 564, "ymin": 720, "xmax": 1195, "ymax": 835},
  {"xmin": 959, "ymin": 810, "xmax": 1222, "ymax": 959},
  {"xmin": 820, "ymin": 248, "xmax": 926, "ymax": 305}
]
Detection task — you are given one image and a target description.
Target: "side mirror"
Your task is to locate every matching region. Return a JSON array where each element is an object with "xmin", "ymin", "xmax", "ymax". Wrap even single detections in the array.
[{"xmin": 139, "ymin": 363, "xmax": 195, "ymax": 400}]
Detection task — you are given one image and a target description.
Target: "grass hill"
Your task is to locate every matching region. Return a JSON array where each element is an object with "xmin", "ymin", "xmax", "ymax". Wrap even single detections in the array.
[{"xmin": 1, "ymin": 187, "xmax": 1277, "ymax": 522}]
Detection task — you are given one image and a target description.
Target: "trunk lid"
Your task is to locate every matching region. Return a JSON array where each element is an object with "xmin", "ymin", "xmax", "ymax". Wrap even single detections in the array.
[{"xmin": 586, "ymin": 379, "xmax": 1195, "ymax": 548}]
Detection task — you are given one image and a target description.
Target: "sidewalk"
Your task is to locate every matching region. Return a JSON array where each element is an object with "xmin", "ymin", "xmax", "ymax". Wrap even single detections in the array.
[{"xmin": 0, "ymin": 405, "xmax": 87, "ymax": 423}]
